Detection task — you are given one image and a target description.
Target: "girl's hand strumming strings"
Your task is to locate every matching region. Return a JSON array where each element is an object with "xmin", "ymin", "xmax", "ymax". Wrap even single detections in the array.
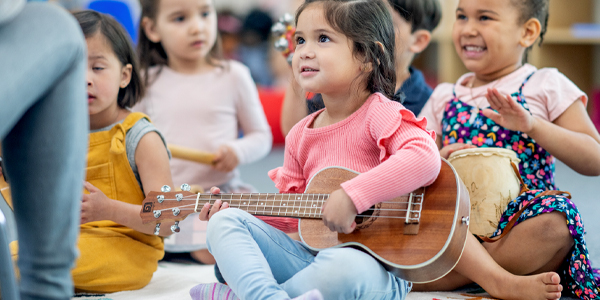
[
  {"xmin": 321, "ymin": 189, "xmax": 357, "ymax": 234},
  {"xmin": 198, "ymin": 186, "xmax": 230, "ymax": 221},
  {"xmin": 213, "ymin": 145, "xmax": 239, "ymax": 173},
  {"xmin": 81, "ymin": 181, "xmax": 114, "ymax": 224},
  {"xmin": 482, "ymin": 88, "xmax": 536, "ymax": 133}
]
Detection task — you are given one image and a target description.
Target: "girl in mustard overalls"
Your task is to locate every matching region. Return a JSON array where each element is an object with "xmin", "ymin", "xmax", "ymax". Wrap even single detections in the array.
[
  {"xmin": 74, "ymin": 11, "xmax": 174, "ymax": 292},
  {"xmin": 9, "ymin": 9, "xmax": 174, "ymax": 294}
]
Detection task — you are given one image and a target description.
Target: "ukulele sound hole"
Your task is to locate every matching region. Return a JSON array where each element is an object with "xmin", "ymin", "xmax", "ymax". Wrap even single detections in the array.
[{"xmin": 355, "ymin": 203, "xmax": 380, "ymax": 230}]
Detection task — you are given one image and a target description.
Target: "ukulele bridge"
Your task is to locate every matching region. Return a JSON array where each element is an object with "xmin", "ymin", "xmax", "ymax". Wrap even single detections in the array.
[{"xmin": 403, "ymin": 190, "xmax": 424, "ymax": 235}]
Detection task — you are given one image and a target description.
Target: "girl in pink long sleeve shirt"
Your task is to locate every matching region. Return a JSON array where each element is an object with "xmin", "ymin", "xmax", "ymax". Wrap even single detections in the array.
[{"xmin": 190, "ymin": 1, "xmax": 440, "ymax": 299}]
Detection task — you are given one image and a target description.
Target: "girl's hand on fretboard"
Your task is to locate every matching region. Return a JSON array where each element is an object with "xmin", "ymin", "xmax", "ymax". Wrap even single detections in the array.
[{"xmin": 198, "ymin": 186, "xmax": 230, "ymax": 221}]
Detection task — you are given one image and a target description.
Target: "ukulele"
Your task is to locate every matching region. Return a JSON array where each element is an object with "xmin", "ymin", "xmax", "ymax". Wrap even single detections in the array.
[{"xmin": 140, "ymin": 159, "xmax": 470, "ymax": 283}]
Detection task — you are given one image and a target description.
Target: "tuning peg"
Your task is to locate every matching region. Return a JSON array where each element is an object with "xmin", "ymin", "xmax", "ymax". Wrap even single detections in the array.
[
  {"xmin": 171, "ymin": 221, "xmax": 180, "ymax": 233},
  {"xmin": 154, "ymin": 223, "xmax": 161, "ymax": 235},
  {"xmin": 172, "ymin": 207, "xmax": 180, "ymax": 216},
  {"xmin": 286, "ymin": 53, "xmax": 294, "ymax": 66},
  {"xmin": 180, "ymin": 183, "xmax": 191, "ymax": 191},
  {"xmin": 153, "ymin": 210, "xmax": 161, "ymax": 218},
  {"xmin": 161, "ymin": 185, "xmax": 171, "ymax": 192},
  {"xmin": 274, "ymin": 37, "xmax": 289, "ymax": 52}
]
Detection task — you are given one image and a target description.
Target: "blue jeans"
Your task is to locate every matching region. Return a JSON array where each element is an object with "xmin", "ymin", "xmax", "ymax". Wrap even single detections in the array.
[
  {"xmin": 0, "ymin": 3, "xmax": 88, "ymax": 300},
  {"xmin": 207, "ymin": 209, "xmax": 410, "ymax": 300}
]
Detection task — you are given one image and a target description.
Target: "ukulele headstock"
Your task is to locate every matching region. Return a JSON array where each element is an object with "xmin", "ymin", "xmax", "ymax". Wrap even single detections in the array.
[{"xmin": 141, "ymin": 184, "xmax": 197, "ymax": 234}]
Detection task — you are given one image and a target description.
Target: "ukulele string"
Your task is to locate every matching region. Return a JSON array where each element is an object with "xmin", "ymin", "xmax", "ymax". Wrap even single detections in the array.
[{"xmin": 151, "ymin": 202, "xmax": 421, "ymax": 219}]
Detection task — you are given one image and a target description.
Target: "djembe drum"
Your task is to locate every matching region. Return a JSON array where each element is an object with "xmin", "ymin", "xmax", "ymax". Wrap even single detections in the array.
[{"xmin": 448, "ymin": 148, "xmax": 522, "ymax": 237}]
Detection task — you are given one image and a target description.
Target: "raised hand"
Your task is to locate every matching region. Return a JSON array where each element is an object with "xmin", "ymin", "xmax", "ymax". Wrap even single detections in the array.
[
  {"xmin": 482, "ymin": 88, "xmax": 535, "ymax": 133},
  {"xmin": 321, "ymin": 188, "xmax": 358, "ymax": 234}
]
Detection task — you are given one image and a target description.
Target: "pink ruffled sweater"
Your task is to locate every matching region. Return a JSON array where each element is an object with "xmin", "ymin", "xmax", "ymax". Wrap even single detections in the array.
[{"xmin": 267, "ymin": 93, "xmax": 441, "ymax": 231}]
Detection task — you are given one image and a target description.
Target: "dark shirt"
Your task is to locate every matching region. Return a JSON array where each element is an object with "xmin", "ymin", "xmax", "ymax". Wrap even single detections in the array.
[{"xmin": 307, "ymin": 66, "xmax": 432, "ymax": 116}]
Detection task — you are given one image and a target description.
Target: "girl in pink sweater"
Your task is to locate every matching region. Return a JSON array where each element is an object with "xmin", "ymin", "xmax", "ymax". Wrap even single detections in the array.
[
  {"xmin": 189, "ymin": 0, "xmax": 568, "ymax": 299},
  {"xmin": 190, "ymin": 0, "xmax": 437, "ymax": 299}
]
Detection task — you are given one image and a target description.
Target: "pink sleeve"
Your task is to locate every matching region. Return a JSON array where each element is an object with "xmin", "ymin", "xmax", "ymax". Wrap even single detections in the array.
[
  {"xmin": 535, "ymin": 69, "xmax": 588, "ymax": 122},
  {"xmin": 267, "ymin": 126, "xmax": 307, "ymax": 194},
  {"xmin": 341, "ymin": 98, "xmax": 441, "ymax": 213},
  {"xmin": 418, "ymin": 83, "xmax": 455, "ymax": 135}
]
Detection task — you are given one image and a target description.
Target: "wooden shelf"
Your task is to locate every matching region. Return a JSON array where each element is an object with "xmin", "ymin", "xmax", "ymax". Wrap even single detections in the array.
[
  {"xmin": 544, "ymin": 27, "xmax": 600, "ymax": 45},
  {"xmin": 432, "ymin": 27, "xmax": 600, "ymax": 45}
]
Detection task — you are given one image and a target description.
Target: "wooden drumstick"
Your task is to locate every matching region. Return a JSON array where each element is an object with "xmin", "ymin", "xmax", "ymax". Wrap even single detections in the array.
[{"xmin": 167, "ymin": 144, "xmax": 216, "ymax": 165}]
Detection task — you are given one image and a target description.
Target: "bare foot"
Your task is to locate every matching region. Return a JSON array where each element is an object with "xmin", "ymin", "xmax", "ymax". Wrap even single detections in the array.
[{"xmin": 486, "ymin": 272, "xmax": 562, "ymax": 300}]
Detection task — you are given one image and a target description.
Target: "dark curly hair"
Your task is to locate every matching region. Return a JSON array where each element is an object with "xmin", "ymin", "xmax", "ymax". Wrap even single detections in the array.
[
  {"xmin": 511, "ymin": 0, "xmax": 549, "ymax": 62},
  {"xmin": 389, "ymin": 0, "xmax": 441, "ymax": 33}
]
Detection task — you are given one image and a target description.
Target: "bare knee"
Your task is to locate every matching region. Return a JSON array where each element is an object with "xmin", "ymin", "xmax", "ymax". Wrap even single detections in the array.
[{"xmin": 536, "ymin": 212, "xmax": 573, "ymax": 248}]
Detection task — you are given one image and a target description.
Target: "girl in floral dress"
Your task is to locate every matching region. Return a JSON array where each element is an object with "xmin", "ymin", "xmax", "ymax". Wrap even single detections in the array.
[{"xmin": 419, "ymin": 0, "xmax": 600, "ymax": 299}]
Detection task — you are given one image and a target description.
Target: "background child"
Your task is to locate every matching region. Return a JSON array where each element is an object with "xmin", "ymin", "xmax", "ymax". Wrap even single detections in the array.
[
  {"xmin": 190, "ymin": 0, "xmax": 441, "ymax": 299},
  {"xmin": 135, "ymin": 0, "xmax": 273, "ymax": 264},
  {"xmin": 418, "ymin": 0, "xmax": 600, "ymax": 299},
  {"xmin": 279, "ymin": 0, "xmax": 442, "ymax": 136},
  {"xmin": 73, "ymin": 10, "xmax": 174, "ymax": 292}
]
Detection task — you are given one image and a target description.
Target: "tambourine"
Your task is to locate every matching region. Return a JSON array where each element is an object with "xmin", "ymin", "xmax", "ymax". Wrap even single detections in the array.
[{"xmin": 271, "ymin": 13, "xmax": 295, "ymax": 65}]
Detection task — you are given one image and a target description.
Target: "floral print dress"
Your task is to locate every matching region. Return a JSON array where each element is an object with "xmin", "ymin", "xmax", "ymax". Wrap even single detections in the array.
[{"xmin": 442, "ymin": 73, "xmax": 599, "ymax": 299}]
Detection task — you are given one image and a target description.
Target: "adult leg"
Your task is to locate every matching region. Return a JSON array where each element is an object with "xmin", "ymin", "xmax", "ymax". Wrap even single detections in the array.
[{"xmin": 0, "ymin": 3, "xmax": 88, "ymax": 300}]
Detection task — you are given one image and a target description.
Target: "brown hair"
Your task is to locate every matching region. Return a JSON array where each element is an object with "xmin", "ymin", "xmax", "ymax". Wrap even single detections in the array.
[
  {"xmin": 295, "ymin": 0, "xmax": 397, "ymax": 100},
  {"xmin": 510, "ymin": 0, "xmax": 549, "ymax": 62},
  {"xmin": 389, "ymin": 0, "xmax": 441, "ymax": 33},
  {"xmin": 137, "ymin": 0, "xmax": 225, "ymax": 86},
  {"xmin": 73, "ymin": 10, "xmax": 144, "ymax": 108}
]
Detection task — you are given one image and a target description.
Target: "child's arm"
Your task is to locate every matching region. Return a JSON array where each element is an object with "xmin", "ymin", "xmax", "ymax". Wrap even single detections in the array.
[
  {"xmin": 323, "ymin": 104, "xmax": 441, "ymax": 233},
  {"xmin": 484, "ymin": 88, "xmax": 600, "ymax": 176},
  {"xmin": 214, "ymin": 64, "xmax": 272, "ymax": 172},
  {"xmin": 437, "ymin": 135, "xmax": 477, "ymax": 159},
  {"xmin": 80, "ymin": 131, "xmax": 175, "ymax": 236},
  {"xmin": 280, "ymin": 78, "xmax": 309, "ymax": 136}
]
